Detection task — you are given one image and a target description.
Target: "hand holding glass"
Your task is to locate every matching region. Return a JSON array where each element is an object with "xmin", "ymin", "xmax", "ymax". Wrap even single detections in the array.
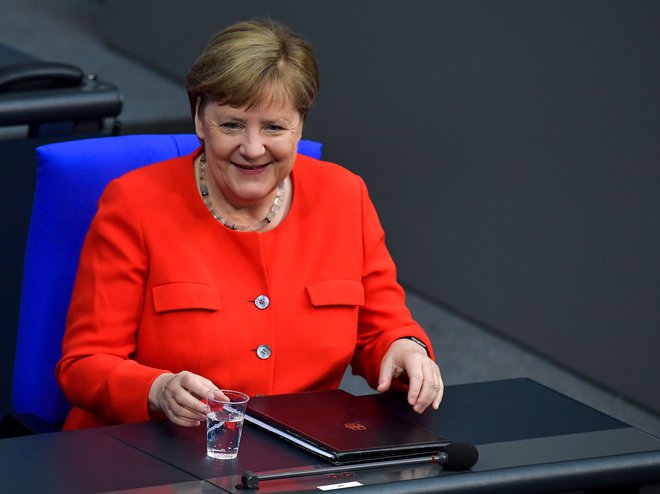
[{"xmin": 206, "ymin": 390, "xmax": 250, "ymax": 459}]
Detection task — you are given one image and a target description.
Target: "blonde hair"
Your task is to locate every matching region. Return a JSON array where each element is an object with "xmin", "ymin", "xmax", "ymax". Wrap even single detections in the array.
[{"xmin": 186, "ymin": 18, "xmax": 319, "ymax": 120}]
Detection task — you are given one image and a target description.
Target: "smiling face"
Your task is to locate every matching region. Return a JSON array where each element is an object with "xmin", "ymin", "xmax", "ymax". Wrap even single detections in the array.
[{"xmin": 195, "ymin": 97, "xmax": 303, "ymax": 211}]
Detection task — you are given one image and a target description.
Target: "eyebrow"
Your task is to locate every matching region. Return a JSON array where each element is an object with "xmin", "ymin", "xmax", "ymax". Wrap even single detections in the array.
[{"xmin": 221, "ymin": 114, "xmax": 294, "ymax": 126}]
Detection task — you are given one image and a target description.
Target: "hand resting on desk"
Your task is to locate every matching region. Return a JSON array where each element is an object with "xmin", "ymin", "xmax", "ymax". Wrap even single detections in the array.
[{"xmin": 377, "ymin": 338, "xmax": 444, "ymax": 414}]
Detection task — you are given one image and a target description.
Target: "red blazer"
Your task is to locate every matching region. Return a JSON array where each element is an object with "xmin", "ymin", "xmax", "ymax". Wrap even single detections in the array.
[{"xmin": 56, "ymin": 149, "xmax": 434, "ymax": 429}]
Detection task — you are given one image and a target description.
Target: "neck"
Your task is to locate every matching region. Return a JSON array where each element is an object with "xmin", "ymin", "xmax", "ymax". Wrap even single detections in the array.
[{"xmin": 196, "ymin": 153, "xmax": 290, "ymax": 232}]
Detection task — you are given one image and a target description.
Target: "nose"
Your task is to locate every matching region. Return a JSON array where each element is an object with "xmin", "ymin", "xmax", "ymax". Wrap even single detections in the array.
[{"xmin": 239, "ymin": 129, "xmax": 266, "ymax": 159}]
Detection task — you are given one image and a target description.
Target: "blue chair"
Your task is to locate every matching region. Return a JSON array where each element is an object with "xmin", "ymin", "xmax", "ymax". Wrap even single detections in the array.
[{"xmin": 10, "ymin": 134, "xmax": 322, "ymax": 432}]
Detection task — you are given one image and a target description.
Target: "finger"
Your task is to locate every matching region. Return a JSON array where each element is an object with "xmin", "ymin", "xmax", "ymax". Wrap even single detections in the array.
[
  {"xmin": 167, "ymin": 397, "xmax": 208, "ymax": 422},
  {"xmin": 405, "ymin": 358, "xmax": 425, "ymax": 407},
  {"xmin": 431, "ymin": 364, "xmax": 444, "ymax": 410},
  {"xmin": 432, "ymin": 382, "xmax": 444, "ymax": 410},
  {"xmin": 166, "ymin": 410, "xmax": 202, "ymax": 428},
  {"xmin": 173, "ymin": 373, "xmax": 219, "ymax": 415},
  {"xmin": 411, "ymin": 359, "xmax": 441, "ymax": 413},
  {"xmin": 422, "ymin": 364, "xmax": 443, "ymax": 411},
  {"xmin": 377, "ymin": 356, "xmax": 394, "ymax": 392},
  {"xmin": 178, "ymin": 372, "xmax": 219, "ymax": 401},
  {"xmin": 161, "ymin": 385, "xmax": 210, "ymax": 425},
  {"xmin": 169, "ymin": 389, "xmax": 209, "ymax": 420},
  {"xmin": 162, "ymin": 377, "xmax": 210, "ymax": 419},
  {"xmin": 206, "ymin": 389, "xmax": 229, "ymax": 403}
]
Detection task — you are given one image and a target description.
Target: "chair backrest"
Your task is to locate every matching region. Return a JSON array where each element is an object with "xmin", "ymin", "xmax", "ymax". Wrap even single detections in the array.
[{"xmin": 12, "ymin": 134, "xmax": 322, "ymax": 430}]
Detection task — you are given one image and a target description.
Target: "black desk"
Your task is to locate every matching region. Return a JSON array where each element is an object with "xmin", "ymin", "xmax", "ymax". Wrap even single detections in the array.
[
  {"xmin": 2, "ymin": 379, "xmax": 659, "ymax": 493},
  {"xmin": 0, "ymin": 427, "xmax": 216, "ymax": 493}
]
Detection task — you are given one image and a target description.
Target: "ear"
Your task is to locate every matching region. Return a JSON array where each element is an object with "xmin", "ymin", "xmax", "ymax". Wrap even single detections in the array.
[
  {"xmin": 295, "ymin": 113, "xmax": 304, "ymax": 141},
  {"xmin": 194, "ymin": 96, "xmax": 205, "ymax": 141}
]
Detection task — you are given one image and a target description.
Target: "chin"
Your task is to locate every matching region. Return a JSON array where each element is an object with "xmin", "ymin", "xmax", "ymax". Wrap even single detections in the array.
[{"xmin": 232, "ymin": 185, "xmax": 275, "ymax": 203}]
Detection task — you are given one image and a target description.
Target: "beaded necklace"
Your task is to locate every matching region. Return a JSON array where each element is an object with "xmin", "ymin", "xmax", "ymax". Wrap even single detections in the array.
[{"xmin": 198, "ymin": 152, "xmax": 285, "ymax": 232}]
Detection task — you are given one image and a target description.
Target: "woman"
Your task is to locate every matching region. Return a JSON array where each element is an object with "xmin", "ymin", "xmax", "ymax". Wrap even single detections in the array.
[{"xmin": 56, "ymin": 19, "xmax": 443, "ymax": 430}]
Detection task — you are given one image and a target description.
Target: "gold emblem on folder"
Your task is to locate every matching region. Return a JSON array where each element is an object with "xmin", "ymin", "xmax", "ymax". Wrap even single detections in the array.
[{"xmin": 344, "ymin": 422, "xmax": 367, "ymax": 431}]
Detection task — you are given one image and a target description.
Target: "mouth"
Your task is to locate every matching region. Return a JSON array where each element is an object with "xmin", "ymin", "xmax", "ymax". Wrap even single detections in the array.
[{"xmin": 231, "ymin": 161, "xmax": 272, "ymax": 172}]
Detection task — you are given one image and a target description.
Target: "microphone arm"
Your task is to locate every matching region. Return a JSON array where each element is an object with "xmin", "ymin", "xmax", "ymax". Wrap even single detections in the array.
[{"xmin": 239, "ymin": 442, "xmax": 478, "ymax": 490}]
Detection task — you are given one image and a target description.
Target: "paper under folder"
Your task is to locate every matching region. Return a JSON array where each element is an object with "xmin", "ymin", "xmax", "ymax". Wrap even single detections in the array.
[{"xmin": 244, "ymin": 389, "xmax": 449, "ymax": 464}]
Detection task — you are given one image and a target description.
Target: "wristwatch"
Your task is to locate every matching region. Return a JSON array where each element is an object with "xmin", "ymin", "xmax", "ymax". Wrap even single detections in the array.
[{"xmin": 400, "ymin": 336, "xmax": 429, "ymax": 355}]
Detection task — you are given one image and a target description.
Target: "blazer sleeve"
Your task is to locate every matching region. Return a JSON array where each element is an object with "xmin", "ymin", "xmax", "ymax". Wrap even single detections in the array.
[
  {"xmin": 350, "ymin": 178, "xmax": 436, "ymax": 389},
  {"xmin": 55, "ymin": 180, "xmax": 168, "ymax": 424}
]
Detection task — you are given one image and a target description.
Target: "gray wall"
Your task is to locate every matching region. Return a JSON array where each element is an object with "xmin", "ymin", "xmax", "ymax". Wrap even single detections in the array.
[{"xmin": 99, "ymin": 0, "xmax": 658, "ymax": 414}]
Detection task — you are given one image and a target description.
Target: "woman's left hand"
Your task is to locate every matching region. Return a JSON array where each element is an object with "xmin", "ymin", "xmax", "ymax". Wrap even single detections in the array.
[{"xmin": 377, "ymin": 338, "xmax": 443, "ymax": 413}]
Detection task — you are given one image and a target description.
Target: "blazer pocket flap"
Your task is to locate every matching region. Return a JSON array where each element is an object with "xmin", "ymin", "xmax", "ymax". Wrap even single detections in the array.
[
  {"xmin": 153, "ymin": 283, "xmax": 221, "ymax": 312},
  {"xmin": 306, "ymin": 280, "xmax": 365, "ymax": 307}
]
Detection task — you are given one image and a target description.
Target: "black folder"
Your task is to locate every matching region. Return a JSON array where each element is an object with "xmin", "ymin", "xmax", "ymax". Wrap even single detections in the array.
[{"xmin": 244, "ymin": 389, "xmax": 449, "ymax": 464}]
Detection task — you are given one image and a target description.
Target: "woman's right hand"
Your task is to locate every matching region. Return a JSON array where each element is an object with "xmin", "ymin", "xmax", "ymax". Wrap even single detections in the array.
[{"xmin": 148, "ymin": 371, "xmax": 219, "ymax": 427}]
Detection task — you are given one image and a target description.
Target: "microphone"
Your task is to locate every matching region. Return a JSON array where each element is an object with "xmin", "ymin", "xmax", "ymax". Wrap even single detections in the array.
[
  {"xmin": 436, "ymin": 442, "xmax": 479, "ymax": 471},
  {"xmin": 239, "ymin": 442, "xmax": 478, "ymax": 490}
]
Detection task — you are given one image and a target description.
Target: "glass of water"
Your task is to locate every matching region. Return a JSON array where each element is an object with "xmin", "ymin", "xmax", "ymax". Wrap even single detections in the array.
[{"xmin": 206, "ymin": 389, "xmax": 250, "ymax": 459}]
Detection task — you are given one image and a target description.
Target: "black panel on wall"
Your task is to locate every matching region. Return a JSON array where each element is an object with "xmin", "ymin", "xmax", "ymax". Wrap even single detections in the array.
[
  {"xmin": 101, "ymin": 1, "xmax": 660, "ymax": 413},
  {"xmin": 0, "ymin": 139, "xmax": 43, "ymax": 418}
]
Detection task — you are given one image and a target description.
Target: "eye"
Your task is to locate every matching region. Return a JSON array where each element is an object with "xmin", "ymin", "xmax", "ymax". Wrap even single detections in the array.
[
  {"xmin": 220, "ymin": 121, "xmax": 242, "ymax": 131},
  {"xmin": 264, "ymin": 123, "xmax": 285, "ymax": 133}
]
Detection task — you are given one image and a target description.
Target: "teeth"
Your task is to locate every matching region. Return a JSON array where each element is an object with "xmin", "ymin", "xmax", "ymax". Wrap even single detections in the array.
[{"xmin": 234, "ymin": 162, "xmax": 269, "ymax": 170}]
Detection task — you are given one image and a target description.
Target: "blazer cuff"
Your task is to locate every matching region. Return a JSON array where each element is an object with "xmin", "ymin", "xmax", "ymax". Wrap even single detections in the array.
[{"xmin": 108, "ymin": 362, "xmax": 170, "ymax": 424}]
